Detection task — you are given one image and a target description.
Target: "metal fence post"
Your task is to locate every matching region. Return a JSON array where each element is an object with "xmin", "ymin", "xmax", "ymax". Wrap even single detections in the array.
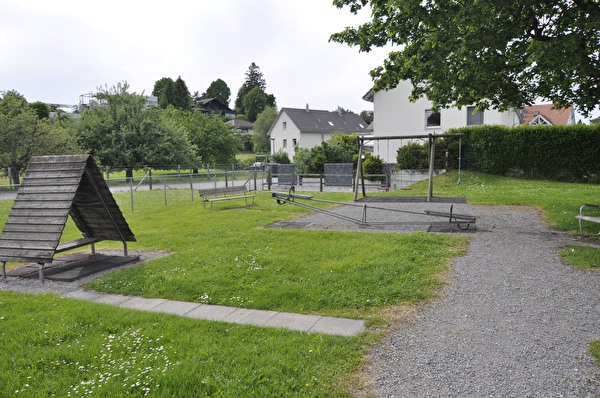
[
  {"xmin": 190, "ymin": 169, "xmax": 194, "ymax": 201},
  {"xmin": 320, "ymin": 174, "xmax": 323, "ymax": 192},
  {"xmin": 164, "ymin": 176, "xmax": 167, "ymax": 206},
  {"xmin": 130, "ymin": 179, "xmax": 134, "ymax": 212}
]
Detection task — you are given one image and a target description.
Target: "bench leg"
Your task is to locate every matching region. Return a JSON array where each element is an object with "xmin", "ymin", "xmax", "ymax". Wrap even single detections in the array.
[
  {"xmin": 91, "ymin": 242, "xmax": 96, "ymax": 254},
  {"xmin": 1, "ymin": 262, "xmax": 6, "ymax": 281},
  {"xmin": 38, "ymin": 263, "xmax": 45, "ymax": 283}
]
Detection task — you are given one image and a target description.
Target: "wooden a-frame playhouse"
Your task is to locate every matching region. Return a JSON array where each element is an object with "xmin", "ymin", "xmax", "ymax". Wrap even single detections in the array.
[{"xmin": 0, "ymin": 155, "xmax": 136, "ymax": 282}]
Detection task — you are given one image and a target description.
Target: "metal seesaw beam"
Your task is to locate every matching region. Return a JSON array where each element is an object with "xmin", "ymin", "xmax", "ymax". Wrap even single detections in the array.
[{"xmin": 271, "ymin": 192, "xmax": 478, "ymax": 228}]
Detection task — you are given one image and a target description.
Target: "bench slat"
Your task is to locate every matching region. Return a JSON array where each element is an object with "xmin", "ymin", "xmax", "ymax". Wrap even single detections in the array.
[
  {"xmin": 56, "ymin": 237, "xmax": 102, "ymax": 253},
  {"xmin": 205, "ymin": 195, "xmax": 256, "ymax": 202},
  {"xmin": 575, "ymin": 215, "xmax": 600, "ymax": 223}
]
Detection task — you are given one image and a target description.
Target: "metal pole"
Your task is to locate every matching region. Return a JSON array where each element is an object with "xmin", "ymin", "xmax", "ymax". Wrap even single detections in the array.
[
  {"xmin": 164, "ymin": 176, "xmax": 167, "ymax": 206},
  {"xmin": 457, "ymin": 138, "xmax": 462, "ymax": 185},
  {"xmin": 130, "ymin": 178, "xmax": 134, "ymax": 212},
  {"xmin": 427, "ymin": 134, "xmax": 436, "ymax": 202},
  {"xmin": 354, "ymin": 138, "xmax": 363, "ymax": 201},
  {"xmin": 190, "ymin": 169, "xmax": 194, "ymax": 201},
  {"xmin": 1, "ymin": 262, "xmax": 6, "ymax": 281}
]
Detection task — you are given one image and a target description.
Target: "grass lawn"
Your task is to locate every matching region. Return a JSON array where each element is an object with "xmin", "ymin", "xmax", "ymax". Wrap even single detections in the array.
[
  {"xmin": 0, "ymin": 188, "xmax": 466, "ymax": 396},
  {"xmin": 1, "ymin": 170, "xmax": 598, "ymax": 395},
  {"xmin": 0, "ymin": 291, "xmax": 362, "ymax": 397}
]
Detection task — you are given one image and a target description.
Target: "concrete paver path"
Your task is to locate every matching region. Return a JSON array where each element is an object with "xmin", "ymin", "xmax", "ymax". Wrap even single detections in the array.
[{"xmin": 64, "ymin": 289, "xmax": 365, "ymax": 337}]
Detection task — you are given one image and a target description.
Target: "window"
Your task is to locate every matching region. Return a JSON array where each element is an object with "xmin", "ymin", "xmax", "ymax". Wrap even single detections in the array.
[
  {"xmin": 425, "ymin": 109, "xmax": 441, "ymax": 127},
  {"xmin": 292, "ymin": 138, "xmax": 297, "ymax": 147},
  {"xmin": 283, "ymin": 139, "xmax": 287, "ymax": 148},
  {"xmin": 467, "ymin": 106, "xmax": 484, "ymax": 125},
  {"xmin": 282, "ymin": 121, "xmax": 287, "ymax": 130}
]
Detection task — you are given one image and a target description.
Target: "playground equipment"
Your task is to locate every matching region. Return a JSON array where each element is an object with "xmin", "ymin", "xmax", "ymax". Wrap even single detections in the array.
[{"xmin": 272, "ymin": 188, "xmax": 477, "ymax": 230}]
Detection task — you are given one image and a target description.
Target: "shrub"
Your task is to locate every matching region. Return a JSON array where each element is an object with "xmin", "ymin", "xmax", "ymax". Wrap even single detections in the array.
[
  {"xmin": 362, "ymin": 154, "xmax": 385, "ymax": 181},
  {"xmin": 446, "ymin": 124, "xmax": 600, "ymax": 183},
  {"xmin": 271, "ymin": 150, "xmax": 291, "ymax": 164}
]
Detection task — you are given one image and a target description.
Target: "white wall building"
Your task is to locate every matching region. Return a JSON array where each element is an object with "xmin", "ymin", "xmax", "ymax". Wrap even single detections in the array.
[
  {"xmin": 367, "ymin": 80, "xmax": 523, "ymax": 162},
  {"xmin": 268, "ymin": 105, "xmax": 370, "ymax": 159}
]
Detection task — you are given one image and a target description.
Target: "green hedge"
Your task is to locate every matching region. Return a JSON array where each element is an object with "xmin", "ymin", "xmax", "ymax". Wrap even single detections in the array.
[{"xmin": 443, "ymin": 124, "xmax": 600, "ymax": 183}]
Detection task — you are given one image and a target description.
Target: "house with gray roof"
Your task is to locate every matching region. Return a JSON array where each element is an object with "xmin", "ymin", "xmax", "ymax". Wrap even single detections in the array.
[{"xmin": 268, "ymin": 105, "xmax": 370, "ymax": 158}]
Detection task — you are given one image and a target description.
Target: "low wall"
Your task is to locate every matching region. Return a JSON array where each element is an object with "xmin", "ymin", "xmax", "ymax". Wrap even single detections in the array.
[{"xmin": 390, "ymin": 169, "xmax": 446, "ymax": 190}]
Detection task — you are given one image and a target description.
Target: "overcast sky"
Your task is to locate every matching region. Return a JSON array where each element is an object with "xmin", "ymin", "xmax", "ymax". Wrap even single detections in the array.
[{"xmin": 0, "ymin": 0, "xmax": 390, "ymax": 113}]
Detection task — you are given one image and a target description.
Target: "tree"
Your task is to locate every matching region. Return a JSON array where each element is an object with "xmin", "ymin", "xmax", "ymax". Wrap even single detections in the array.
[
  {"xmin": 253, "ymin": 106, "xmax": 277, "ymax": 153},
  {"xmin": 203, "ymin": 78, "xmax": 231, "ymax": 107},
  {"xmin": 243, "ymin": 86, "xmax": 267, "ymax": 122},
  {"xmin": 0, "ymin": 91, "xmax": 80, "ymax": 184},
  {"xmin": 173, "ymin": 76, "xmax": 192, "ymax": 110},
  {"xmin": 153, "ymin": 76, "xmax": 191, "ymax": 110},
  {"xmin": 360, "ymin": 110, "xmax": 373, "ymax": 125},
  {"xmin": 234, "ymin": 63, "xmax": 276, "ymax": 115},
  {"xmin": 30, "ymin": 101, "xmax": 50, "ymax": 119},
  {"xmin": 72, "ymin": 83, "xmax": 197, "ymax": 168},
  {"xmin": 152, "ymin": 77, "xmax": 174, "ymax": 108},
  {"xmin": 244, "ymin": 62, "xmax": 266, "ymax": 91},
  {"xmin": 181, "ymin": 112, "xmax": 240, "ymax": 166},
  {"xmin": 331, "ymin": 0, "xmax": 600, "ymax": 115}
]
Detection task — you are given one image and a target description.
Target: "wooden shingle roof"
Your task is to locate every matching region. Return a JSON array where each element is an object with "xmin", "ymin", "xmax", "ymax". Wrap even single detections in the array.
[{"xmin": 0, "ymin": 155, "xmax": 135, "ymax": 264}]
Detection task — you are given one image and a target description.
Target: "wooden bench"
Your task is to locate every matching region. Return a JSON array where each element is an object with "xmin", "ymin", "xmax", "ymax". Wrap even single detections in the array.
[
  {"xmin": 56, "ymin": 237, "xmax": 103, "ymax": 253},
  {"xmin": 576, "ymin": 203, "xmax": 600, "ymax": 235},
  {"xmin": 198, "ymin": 185, "xmax": 256, "ymax": 209}
]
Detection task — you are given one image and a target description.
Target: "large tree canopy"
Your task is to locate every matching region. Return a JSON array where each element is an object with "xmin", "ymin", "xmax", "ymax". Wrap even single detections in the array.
[
  {"xmin": 235, "ymin": 63, "xmax": 276, "ymax": 115},
  {"xmin": 331, "ymin": 0, "xmax": 600, "ymax": 115},
  {"xmin": 153, "ymin": 76, "xmax": 192, "ymax": 110},
  {"xmin": 0, "ymin": 91, "xmax": 80, "ymax": 184},
  {"xmin": 252, "ymin": 106, "xmax": 278, "ymax": 153},
  {"xmin": 202, "ymin": 78, "xmax": 231, "ymax": 107},
  {"xmin": 73, "ymin": 83, "xmax": 197, "ymax": 168}
]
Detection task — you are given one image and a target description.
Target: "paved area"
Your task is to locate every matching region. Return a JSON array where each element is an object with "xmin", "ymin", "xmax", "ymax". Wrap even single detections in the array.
[{"xmin": 63, "ymin": 289, "xmax": 365, "ymax": 336}]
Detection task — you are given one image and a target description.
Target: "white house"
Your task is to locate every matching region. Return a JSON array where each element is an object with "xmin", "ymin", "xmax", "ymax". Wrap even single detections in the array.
[
  {"xmin": 268, "ymin": 105, "xmax": 370, "ymax": 159},
  {"xmin": 366, "ymin": 80, "xmax": 523, "ymax": 162}
]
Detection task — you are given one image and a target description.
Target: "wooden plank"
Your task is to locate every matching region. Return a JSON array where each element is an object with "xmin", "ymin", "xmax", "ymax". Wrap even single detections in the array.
[
  {"xmin": 198, "ymin": 187, "xmax": 248, "ymax": 195},
  {"xmin": 24, "ymin": 169, "xmax": 84, "ymax": 179},
  {"xmin": 11, "ymin": 200, "xmax": 72, "ymax": 210},
  {"xmin": 18, "ymin": 185, "xmax": 79, "ymax": 194},
  {"xmin": 575, "ymin": 215, "xmax": 600, "ymax": 223},
  {"xmin": 0, "ymin": 231, "xmax": 62, "ymax": 241},
  {"xmin": 0, "ymin": 240, "xmax": 57, "ymax": 250},
  {"xmin": 13, "ymin": 192, "xmax": 77, "ymax": 201},
  {"xmin": 8, "ymin": 208, "xmax": 70, "ymax": 218},
  {"xmin": 205, "ymin": 195, "xmax": 256, "ymax": 202},
  {"xmin": 1, "ymin": 223, "xmax": 64, "ymax": 234},
  {"xmin": 21, "ymin": 177, "xmax": 82, "ymax": 186},
  {"xmin": 25, "ymin": 162, "xmax": 87, "ymax": 172},
  {"xmin": 0, "ymin": 248, "xmax": 54, "ymax": 262},
  {"xmin": 3, "ymin": 215, "xmax": 68, "ymax": 225},
  {"xmin": 56, "ymin": 238, "xmax": 101, "ymax": 253},
  {"xmin": 28, "ymin": 155, "xmax": 88, "ymax": 164}
]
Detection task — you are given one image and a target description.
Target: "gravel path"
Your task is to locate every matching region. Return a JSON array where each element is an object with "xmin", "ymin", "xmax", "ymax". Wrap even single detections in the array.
[{"xmin": 272, "ymin": 201, "xmax": 600, "ymax": 397}]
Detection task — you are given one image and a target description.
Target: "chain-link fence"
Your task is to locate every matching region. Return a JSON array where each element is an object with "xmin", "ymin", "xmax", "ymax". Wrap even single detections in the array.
[{"xmin": 0, "ymin": 164, "xmax": 406, "ymax": 208}]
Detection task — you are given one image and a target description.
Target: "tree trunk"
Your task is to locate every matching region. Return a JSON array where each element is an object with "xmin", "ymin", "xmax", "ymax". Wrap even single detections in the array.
[{"xmin": 10, "ymin": 167, "xmax": 20, "ymax": 185}]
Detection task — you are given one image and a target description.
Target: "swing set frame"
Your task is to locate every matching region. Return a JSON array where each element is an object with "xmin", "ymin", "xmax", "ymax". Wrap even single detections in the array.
[{"xmin": 354, "ymin": 133, "xmax": 463, "ymax": 201}]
